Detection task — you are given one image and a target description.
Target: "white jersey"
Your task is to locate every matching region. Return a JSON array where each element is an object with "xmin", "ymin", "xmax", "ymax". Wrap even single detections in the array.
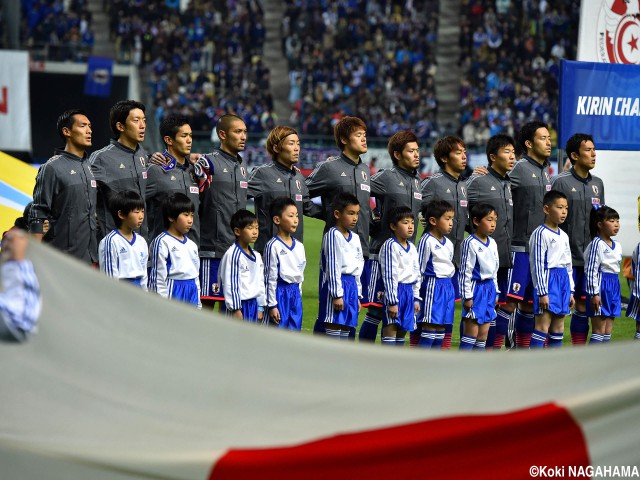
[
  {"xmin": 321, "ymin": 227, "xmax": 364, "ymax": 298},
  {"xmin": 263, "ymin": 236, "xmax": 306, "ymax": 307},
  {"xmin": 379, "ymin": 237, "xmax": 421, "ymax": 304},
  {"xmin": 149, "ymin": 232, "xmax": 200, "ymax": 298},
  {"xmin": 459, "ymin": 234, "xmax": 500, "ymax": 300},
  {"xmin": 529, "ymin": 225, "xmax": 574, "ymax": 296},
  {"xmin": 631, "ymin": 243, "xmax": 640, "ymax": 298},
  {"xmin": 99, "ymin": 230, "xmax": 149, "ymax": 290},
  {"xmin": 219, "ymin": 243, "xmax": 266, "ymax": 310},
  {"xmin": 584, "ymin": 237, "xmax": 622, "ymax": 296},
  {"xmin": 0, "ymin": 260, "xmax": 41, "ymax": 333},
  {"xmin": 417, "ymin": 233, "xmax": 455, "ymax": 278}
]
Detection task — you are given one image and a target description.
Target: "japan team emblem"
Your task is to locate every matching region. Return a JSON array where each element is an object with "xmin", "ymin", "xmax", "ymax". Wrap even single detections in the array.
[
  {"xmin": 296, "ymin": 179, "xmax": 301, "ymax": 190},
  {"xmin": 592, "ymin": 185, "xmax": 599, "ymax": 195},
  {"xmin": 597, "ymin": 1, "xmax": 640, "ymax": 64},
  {"xmin": 139, "ymin": 156, "xmax": 146, "ymax": 168},
  {"xmin": 361, "ymin": 171, "xmax": 368, "ymax": 182},
  {"xmin": 212, "ymin": 283, "xmax": 220, "ymax": 294},
  {"xmin": 512, "ymin": 282, "xmax": 521, "ymax": 293},
  {"xmin": 240, "ymin": 166, "xmax": 246, "ymax": 177},
  {"xmin": 461, "ymin": 186, "xmax": 466, "ymax": 197}
]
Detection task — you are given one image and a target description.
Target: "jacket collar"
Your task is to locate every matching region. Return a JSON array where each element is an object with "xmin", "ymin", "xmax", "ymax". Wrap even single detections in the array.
[
  {"xmin": 339, "ymin": 152, "xmax": 361, "ymax": 166},
  {"xmin": 439, "ymin": 168, "xmax": 461, "ymax": 183},
  {"xmin": 522, "ymin": 154, "xmax": 549, "ymax": 170},
  {"xmin": 110, "ymin": 138, "xmax": 141, "ymax": 154},
  {"xmin": 570, "ymin": 166, "xmax": 592, "ymax": 184},
  {"xmin": 273, "ymin": 159, "xmax": 296, "ymax": 175},
  {"xmin": 54, "ymin": 148, "xmax": 87, "ymax": 161},
  {"xmin": 488, "ymin": 166, "xmax": 509, "ymax": 181},
  {"xmin": 217, "ymin": 147, "xmax": 243, "ymax": 163}
]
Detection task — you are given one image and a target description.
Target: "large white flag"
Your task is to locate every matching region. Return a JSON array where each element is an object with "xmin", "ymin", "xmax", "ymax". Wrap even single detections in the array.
[{"xmin": 0, "ymin": 51, "xmax": 31, "ymax": 151}]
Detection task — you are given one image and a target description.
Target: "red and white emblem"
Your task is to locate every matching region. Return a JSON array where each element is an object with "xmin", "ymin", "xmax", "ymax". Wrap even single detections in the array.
[{"xmin": 598, "ymin": 1, "xmax": 640, "ymax": 64}]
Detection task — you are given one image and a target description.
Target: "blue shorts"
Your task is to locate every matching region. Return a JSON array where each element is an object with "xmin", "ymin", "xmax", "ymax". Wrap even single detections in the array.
[
  {"xmin": 533, "ymin": 268, "xmax": 572, "ymax": 316},
  {"xmin": 275, "ymin": 282, "xmax": 303, "ymax": 330},
  {"xmin": 318, "ymin": 274, "xmax": 359, "ymax": 327},
  {"xmin": 507, "ymin": 251, "xmax": 534, "ymax": 302},
  {"xmin": 169, "ymin": 278, "xmax": 200, "ymax": 307},
  {"xmin": 497, "ymin": 267, "xmax": 510, "ymax": 305},
  {"xmin": 462, "ymin": 279, "xmax": 498, "ymax": 325},
  {"xmin": 626, "ymin": 295, "xmax": 640, "ymax": 320},
  {"xmin": 586, "ymin": 272, "xmax": 621, "ymax": 318},
  {"xmin": 361, "ymin": 259, "xmax": 383, "ymax": 308},
  {"xmin": 200, "ymin": 258, "xmax": 224, "ymax": 301},
  {"xmin": 383, "ymin": 283, "xmax": 417, "ymax": 332},
  {"xmin": 420, "ymin": 276, "xmax": 455, "ymax": 325},
  {"xmin": 242, "ymin": 298, "xmax": 259, "ymax": 322},
  {"xmin": 573, "ymin": 266, "xmax": 587, "ymax": 300},
  {"xmin": 125, "ymin": 277, "xmax": 144, "ymax": 288}
]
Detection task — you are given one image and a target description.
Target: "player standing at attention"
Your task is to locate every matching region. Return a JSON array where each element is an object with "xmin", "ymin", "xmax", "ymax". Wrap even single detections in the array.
[
  {"xmin": 416, "ymin": 200, "xmax": 456, "ymax": 349},
  {"xmin": 551, "ymin": 133, "xmax": 605, "ymax": 345},
  {"xmin": 219, "ymin": 210, "xmax": 266, "ymax": 323},
  {"xmin": 30, "ymin": 109, "xmax": 97, "ymax": 264},
  {"xmin": 378, "ymin": 206, "xmax": 421, "ymax": 346},
  {"xmin": 529, "ymin": 190, "xmax": 574, "ymax": 349},
  {"xmin": 148, "ymin": 193, "xmax": 201, "ymax": 308},
  {"xmin": 264, "ymin": 197, "xmax": 307, "ymax": 330},
  {"xmin": 98, "ymin": 191, "xmax": 148, "ymax": 289},
  {"xmin": 584, "ymin": 206, "xmax": 621, "ymax": 344},
  {"xmin": 626, "ymin": 224, "xmax": 640, "ymax": 340},
  {"xmin": 458, "ymin": 204, "xmax": 500, "ymax": 350},
  {"xmin": 90, "ymin": 100, "xmax": 149, "ymax": 242},
  {"xmin": 359, "ymin": 130, "xmax": 423, "ymax": 343},
  {"xmin": 318, "ymin": 193, "xmax": 365, "ymax": 340},
  {"xmin": 508, "ymin": 121, "xmax": 553, "ymax": 348},
  {"xmin": 465, "ymin": 134, "xmax": 515, "ymax": 349}
]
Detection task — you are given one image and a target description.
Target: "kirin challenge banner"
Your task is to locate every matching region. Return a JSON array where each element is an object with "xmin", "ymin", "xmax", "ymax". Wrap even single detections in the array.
[{"xmin": 559, "ymin": 60, "xmax": 640, "ymax": 151}]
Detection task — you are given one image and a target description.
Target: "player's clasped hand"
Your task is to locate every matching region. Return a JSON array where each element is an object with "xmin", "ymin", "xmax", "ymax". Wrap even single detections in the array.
[
  {"xmin": 387, "ymin": 304, "xmax": 398, "ymax": 319},
  {"xmin": 269, "ymin": 306, "xmax": 281, "ymax": 325},
  {"xmin": 590, "ymin": 294, "xmax": 600, "ymax": 312},
  {"xmin": 463, "ymin": 299, "xmax": 473, "ymax": 311},
  {"xmin": 333, "ymin": 297, "xmax": 344, "ymax": 312},
  {"xmin": 539, "ymin": 295, "xmax": 550, "ymax": 310}
]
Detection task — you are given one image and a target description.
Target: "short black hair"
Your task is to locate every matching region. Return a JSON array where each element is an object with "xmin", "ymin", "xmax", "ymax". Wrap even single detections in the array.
[
  {"xmin": 160, "ymin": 115, "xmax": 190, "ymax": 146},
  {"xmin": 231, "ymin": 209, "xmax": 258, "ymax": 231},
  {"xmin": 109, "ymin": 190, "xmax": 145, "ymax": 227},
  {"xmin": 565, "ymin": 133, "xmax": 594, "ymax": 165},
  {"xmin": 162, "ymin": 192, "xmax": 194, "ymax": 228},
  {"xmin": 486, "ymin": 134, "xmax": 515, "ymax": 165},
  {"xmin": 57, "ymin": 109, "xmax": 88, "ymax": 141},
  {"xmin": 421, "ymin": 200, "xmax": 454, "ymax": 232},
  {"xmin": 110, "ymin": 100, "xmax": 145, "ymax": 138},
  {"xmin": 518, "ymin": 120, "xmax": 548, "ymax": 155},
  {"xmin": 589, "ymin": 205, "xmax": 620, "ymax": 239},
  {"xmin": 389, "ymin": 205, "xmax": 414, "ymax": 226},
  {"xmin": 269, "ymin": 196, "xmax": 297, "ymax": 220},
  {"xmin": 470, "ymin": 203, "xmax": 497, "ymax": 227},
  {"xmin": 331, "ymin": 192, "xmax": 360, "ymax": 213},
  {"xmin": 216, "ymin": 114, "xmax": 244, "ymax": 138},
  {"xmin": 543, "ymin": 189, "xmax": 567, "ymax": 208}
]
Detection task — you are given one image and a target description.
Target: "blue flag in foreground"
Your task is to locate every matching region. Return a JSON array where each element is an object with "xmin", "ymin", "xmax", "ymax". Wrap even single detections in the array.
[
  {"xmin": 559, "ymin": 60, "xmax": 640, "ymax": 151},
  {"xmin": 84, "ymin": 56, "xmax": 114, "ymax": 97}
]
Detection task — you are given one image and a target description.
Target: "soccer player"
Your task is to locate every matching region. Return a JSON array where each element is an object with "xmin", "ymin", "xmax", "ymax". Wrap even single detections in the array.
[
  {"xmin": 551, "ymin": 133, "xmax": 605, "ymax": 344},
  {"xmin": 30, "ymin": 109, "xmax": 97, "ymax": 264},
  {"xmin": 148, "ymin": 193, "xmax": 201, "ymax": 308},
  {"xmin": 359, "ymin": 130, "xmax": 423, "ymax": 342},
  {"xmin": 219, "ymin": 209, "xmax": 266, "ymax": 322},
  {"xmin": 584, "ymin": 206, "xmax": 621, "ymax": 344},
  {"xmin": 378, "ymin": 206, "xmax": 421, "ymax": 346},
  {"xmin": 508, "ymin": 121, "xmax": 553, "ymax": 348},
  {"xmin": 420, "ymin": 136, "xmax": 469, "ymax": 349},
  {"xmin": 90, "ymin": 100, "xmax": 149, "ymax": 242},
  {"xmin": 198, "ymin": 114, "xmax": 249, "ymax": 306},
  {"xmin": 626, "ymin": 233, "xmax": 640, "ymax": 340},
  {"xmin": 458, "ymin": 204, "xmax": 500, "ymax": 350},
  {"xmin": 98, "ymin": 191, "xmax": 148, "ymax": 290},
  {"xmin": 529, "ymin": 190, "xmax": 574, "ymax": 349},
  {"xmin": 264, "ymin": 197, "xmax": 307, "ymax": 330},
  {"xmin": 145, "ymin": 115, "xmax": 202, "ymax": 247},
  {"xmin": 318, "ymin": 192, "xmax": 365, "ymax": 340},
  {"xmin": 248, "ymin": 126, "xmax": 322, "ymax": 254},
  {"xmin": 306, "ymin": 117, "xmax": 370, "ymax": 335},
  {"xmin": 417, "ymin": 200, "xmax": 456, "ymax": 349},
  {"xmin": 466, "ymin": 134, "xmax": 515, "ymax": 349}
]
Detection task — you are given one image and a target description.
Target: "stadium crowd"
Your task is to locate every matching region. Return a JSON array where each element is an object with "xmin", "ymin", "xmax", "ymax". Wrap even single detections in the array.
[
  {"xmin": 458, "ymin": 0, "xmax": 580, "ymax": 148},
  {"xmin": 108, "ymin": 0, "xmax": 274, "ymax": 134},
  {"xmin": 281, "ymin": 0, "xmax": 440, "ymax": 140}
]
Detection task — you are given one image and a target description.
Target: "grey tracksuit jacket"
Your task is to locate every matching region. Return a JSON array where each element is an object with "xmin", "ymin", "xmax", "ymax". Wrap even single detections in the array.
[
  {"xmin": 248, "ymin": 160, "xmax": 323, "ymax": 254},
  {"xmin": 551, "ymin": 167, "xmax": 605, "ymax": 266},
  {"xmin": 29, "ymin": 149, "xmax": 98, "ymax": 264}
]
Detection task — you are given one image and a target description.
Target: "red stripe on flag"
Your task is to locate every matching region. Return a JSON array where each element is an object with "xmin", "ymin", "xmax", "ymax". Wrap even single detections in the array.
[{"xmin": 209, "ymin": 403, "xmax": 589, "ymax": 480}]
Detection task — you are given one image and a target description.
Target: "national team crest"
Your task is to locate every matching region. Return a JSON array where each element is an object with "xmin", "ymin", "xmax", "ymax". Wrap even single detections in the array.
[
  {"xmin": 296, "ymin": 179, "xmax": 301, "ymax": 191},
  {"xmin": 461, "ymin": 186, "xmax": 466, "ymax": 197},
  {"xmin": 376, "ymin": 291, "xmax": 384, "ymax": 302},
  {"xmin": 212, "ymin": 283, "xmax": 220, "ymax": 294},
  {"xmin": 597, "ymin": 1, "xmax": 640, "ymax": 64},
  {"xmin": 545, "ymin": 172, "xmax": 551, "ymax": 182},
  {"xmin": 512, "ymin": 282, "xmax": 521, "ymax": 293},
  {"xmin": 139, "ymin": 156, "xmax": 146, "ymax": 168},
  {"xmin": 361, "ymin": 171, "xmax": 368, "ymax": 182},
  {"xmin": 240, "ymin": 166, "xmax": 247, "ymax": 177},
  {"xmin": 592, "ymin": 185, "xmax": 599, "ymax": 195}
]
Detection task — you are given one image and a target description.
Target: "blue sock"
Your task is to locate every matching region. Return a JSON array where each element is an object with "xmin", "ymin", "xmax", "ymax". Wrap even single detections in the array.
[
  {"xmin": 325, "ymin": 328, "xmax": 341, "ymax": 339},
  {"xmin": 548, "ymin": 330, "xmax": 564, "ymax": 348},
  {"xmin": 419, "ymin": 331, "xmax": 435, "ymax": 348},
  {"xmin": 358, "ymin": 310, "xmax": 382, "ymax": 342},
  {"xmin": 590, "ymin": 333, "xmax": 604, "ymax": 344},
  {"xmin": 348, "ymin": 327, "xmax": 356, "ymax": 340},
  {"xmin": 515, "ymin": 309, "xmax": 535, "ymax": 348},
  {"xmin": 485, "ymin": 320, "xmax": 496, "ymax": 350},
  {"xmin": 459, "ymin": 335, "xmax": 475, "ymax": 350},
  {"xmin": 529, "ymin": 329, "xmax": 547, "ymax": 349},
  {"xmin": 395, "ymin": 337, "xmax": 405, "ymax": 347},
  {"xmin": 341, "ymin": 330, "xmax": 351, "ymax": 341},
  {"xmin": 432, "ymin": 331, "xmax": 444, "ymax": 349},
  {"xmin": 570, "ymin": 311, "xmax": 589, "ymax": 345},
  {"xmin": 603, "ymin": 334, "xmax": 611, "ymax": 343},
  {"xmin": 381, "ymin": 336, "xmax": 396, "ymax": 346},
  {"xmin": 494, "ymin": 308, "xmax": 510, "ymax": 349},
  {"xmin": 473, "ymin": 339, "xmax": 486, "ymax": 351},
  {"xmin": 635, "ymin": 331, "xmax": 640, "ymax": 340}
]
